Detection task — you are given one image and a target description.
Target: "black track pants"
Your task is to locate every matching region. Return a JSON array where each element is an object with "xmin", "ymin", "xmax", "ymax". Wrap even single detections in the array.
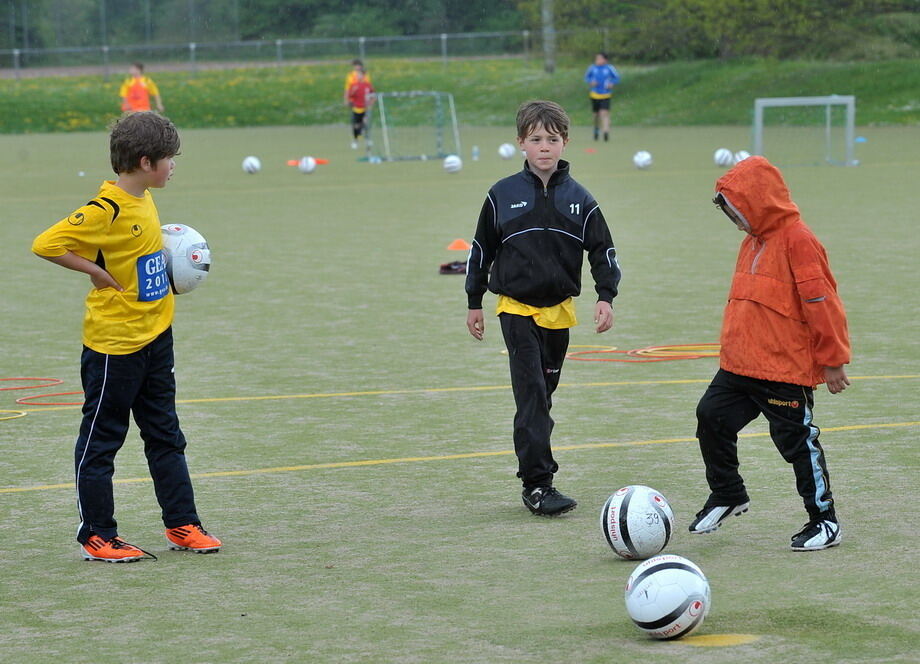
[
  {"xmin": 75, "ymin": 327, "xmax": 200, "ymax": 544},
  {"xmin": 695, "ymin": 369, "xmax": 835, "ymax": 519},
  {"xmin": 499, "ymin": 313, "xmax": 569, "ymax": 489}
]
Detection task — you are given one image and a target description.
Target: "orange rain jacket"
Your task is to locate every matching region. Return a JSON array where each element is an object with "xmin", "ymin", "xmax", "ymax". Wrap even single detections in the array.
[{"xmin": 715, "ymin": 156, "xmax": 850, "ymax": 387}]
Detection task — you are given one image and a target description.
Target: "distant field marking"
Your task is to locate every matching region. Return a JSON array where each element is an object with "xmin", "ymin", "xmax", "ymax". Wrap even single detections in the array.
[
  {"xmin": 2, "ymin": 420, "xmax": 917, "ymax": 494},
  {"xmin": 10, "ymin": 374, "xmax": 919, "ymax": 414},
  {"xmin": 13, "ymin": 157, "xmax": 920, "ymax": 205}
]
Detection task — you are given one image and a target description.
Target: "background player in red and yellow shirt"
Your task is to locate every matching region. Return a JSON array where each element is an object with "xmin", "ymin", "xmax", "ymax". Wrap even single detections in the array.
[
  {"xmin": 119, "ymin": 62, "xmax": 164, "ymax": 113},
  {"xmin": 345, "ymin": 66, "xmax": 375, "ymax": 150}
]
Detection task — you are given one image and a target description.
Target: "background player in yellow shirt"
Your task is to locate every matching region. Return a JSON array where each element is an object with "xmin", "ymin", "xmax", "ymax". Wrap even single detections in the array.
[
  {"xmin": 119, "ymin": 62, "xmax": 164, "ymax": 113},
  {"xmin": 32, "ymin": 112, "xmax": 219, "ymax": 562}
]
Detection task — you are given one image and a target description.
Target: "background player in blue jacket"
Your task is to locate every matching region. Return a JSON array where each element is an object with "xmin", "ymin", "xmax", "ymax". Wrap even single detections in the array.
[{"xmin": 584, "ymin": 52, "xmax": 621, "ymax": 142}]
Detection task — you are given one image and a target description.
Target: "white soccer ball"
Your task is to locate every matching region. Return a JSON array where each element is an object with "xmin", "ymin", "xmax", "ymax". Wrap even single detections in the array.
[
  {"xmin": 714, "ymin": 148, "xmax": 734, "ymax": 167},
  {"xmin": 625, "ymin": 554, "xmax": 711, "ymax": 640},
  {"xmin": 632, "ymin": 150, "xmax": 653, "ymax": 169},
  {"xmin": 298, "ymin": 156, "xmax": 317, "ymax": 174},
  {"xmin": 443, "ymin": 154, "xmax": 463, "ymax": 173},
  {"xmin": 498, "ymin": 143, "xmax": 517, "ymax": 160},
  {"xmin": 160, "ymin": 224, "xmax": 211, "ymax": 295},
  {"xmin": 600, "ymin": 485, "xmax": 674, "ymax": 560},
  {"xmin": 241, "ymin": 156, "xmax": 261, "ymax": 174},
  {"xmin": 733, "ymin": 150, "xmax": 751, "ymax": 164}
]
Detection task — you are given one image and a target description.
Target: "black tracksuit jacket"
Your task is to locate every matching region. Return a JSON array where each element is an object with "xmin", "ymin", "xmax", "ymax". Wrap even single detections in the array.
[{"xmin": 465, "ymin": 160, "xmax": 620, "ymax": 309}]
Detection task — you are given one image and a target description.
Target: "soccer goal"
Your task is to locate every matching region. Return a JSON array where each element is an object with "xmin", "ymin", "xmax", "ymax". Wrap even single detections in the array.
[
  {"xmin": 369, "ymin": 91, "xmax": 461, "ymax": 162},
  {"xmin": 752, "ymin": 95, "xmax": 858, "ymax": 166}
]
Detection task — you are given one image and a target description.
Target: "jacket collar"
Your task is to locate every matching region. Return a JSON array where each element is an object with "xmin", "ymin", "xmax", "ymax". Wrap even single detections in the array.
[{"xmin": 522, "ymin": 159, "xmax": 571, "ymax": 187}]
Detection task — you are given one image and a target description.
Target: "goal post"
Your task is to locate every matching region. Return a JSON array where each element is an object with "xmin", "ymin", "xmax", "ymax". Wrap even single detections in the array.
[
  {"xmin": 370, "ymin": 91, "xmax": 461, "ymax": 162},
  {"xmin": 753, "ymin": 95, "xmax": 858, "ymax": 166}
]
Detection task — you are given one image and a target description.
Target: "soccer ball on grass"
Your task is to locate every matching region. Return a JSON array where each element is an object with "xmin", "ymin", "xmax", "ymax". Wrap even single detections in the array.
[
  {"xmin": 600, "ymin": 485, "xmax": 674, "ymax": 560},
  {"xmin": 498, "ymin": 143, "xmax": 517, "ymax": 160},
  {"xmin": 298, "ymin": 156, "xmax": 317, "ymax": 174},
  {"xmin": 713, "ymin": 148, "xmax": 734, "ymax": 167},
  {"xmin": 632, "ymin": 151, "xmax": 653, "ymax": 169},
  {"xmin": 443, "ymin": 155, "xmax": 463, "ymax": 173},
  {"xmin": 624, "ymin": 554, "xmax": 711, "ymax": 640},
  {"xmin": 241, "ymin": 156, "xmax": 261, "ymax": 174}
]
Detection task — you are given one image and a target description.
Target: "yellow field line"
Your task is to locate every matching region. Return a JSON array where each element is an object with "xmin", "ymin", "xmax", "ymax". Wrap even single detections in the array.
[
  {"xmin": 11, "ymin": 374, "xmax": 919, "ymax": 414},
  {"xmin": 2, "ymin": 420, "xmax": 916, "ymax": 495}
]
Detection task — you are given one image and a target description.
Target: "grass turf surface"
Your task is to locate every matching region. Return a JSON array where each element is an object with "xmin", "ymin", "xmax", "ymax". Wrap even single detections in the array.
[{"xmin": 0, "ymin": 124, "xmax": 918, "ymax": 663}]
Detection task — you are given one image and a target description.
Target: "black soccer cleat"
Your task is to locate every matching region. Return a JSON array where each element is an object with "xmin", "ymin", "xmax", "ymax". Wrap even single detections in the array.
[
  {"xmin": 439, "ymin": 260, "xmax": 466, "ymax": 275},
  {"xmin": 522, "ymin": 486, "xmax": 577, "ymax": 516},
  {"xmin": 790, "ymin": 518, "xmax": 841, "ymax": 551},
  {"xmin": 688, "ymin": 501, "xmax": 750, "ymax": 534}
]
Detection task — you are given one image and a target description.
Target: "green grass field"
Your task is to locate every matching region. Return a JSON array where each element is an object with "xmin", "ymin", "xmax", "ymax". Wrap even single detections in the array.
[
  {"xmin": 0, "ymin": 123, "xmax": 918, "ymax": 663},
  {"xmin": 1, "ymin": 57, "xmax": 919, "ymax": 133}
]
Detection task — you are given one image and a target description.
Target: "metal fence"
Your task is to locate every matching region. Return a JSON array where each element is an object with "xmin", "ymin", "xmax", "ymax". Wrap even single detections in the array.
[{"xmin": 0, "ymin": 28, "xmax": 617, "ymax": 79}]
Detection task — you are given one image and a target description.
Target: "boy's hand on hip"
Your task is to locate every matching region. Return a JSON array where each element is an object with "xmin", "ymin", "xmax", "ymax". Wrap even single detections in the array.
[
  {"xmin": 91, "ymin": 268, "xmax": 123, "ymax": 292},
  {"xmin": 467, "ymin": 309, "xmax": 485, "ymax": 340},
  {"xmin": 824, "ymin": 365, "xmax": 850, "ymax": 394},
  {"xmin": 594, "ymin": 301, "xmax": 614, "ymax": 333}
]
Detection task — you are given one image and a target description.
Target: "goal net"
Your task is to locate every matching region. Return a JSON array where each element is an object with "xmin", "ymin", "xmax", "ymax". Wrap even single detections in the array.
[
  {"xmin": 752, "ymin": 96, "xmax": 858, "ymax": 167},
  {"xmin": 368, "ymin": 91, "xmax": 461, "ymax": 162}
]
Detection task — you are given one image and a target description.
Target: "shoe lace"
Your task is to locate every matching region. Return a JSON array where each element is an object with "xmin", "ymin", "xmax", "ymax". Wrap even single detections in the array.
[
  {"xmin": 109, "ymin": 536, "xmax": 158, "ymax": 561},
  {"xmin": 793, "ymin": 518, "xmax": 835, "ymax": 541}
]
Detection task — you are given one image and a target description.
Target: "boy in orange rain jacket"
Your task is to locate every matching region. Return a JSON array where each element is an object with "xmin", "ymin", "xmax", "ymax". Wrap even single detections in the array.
[{"xmin": 688, "ymin": 155, "xmax": 850, "ymax": 552}]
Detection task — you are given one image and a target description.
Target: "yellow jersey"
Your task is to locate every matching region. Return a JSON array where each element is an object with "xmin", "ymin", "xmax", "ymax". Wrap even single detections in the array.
[
  {"xmin": 344, "ymin": 70, "xmax": 372, "ymax": 91},
  {"xmin": 119, "ymin": 75, "xmax": 160, "ymax": 111},
  {"xmin": 32, "ymin": 181, "xmax": 175, "ymax": 355},
  {"xmin": 496, "ymin": 295, "xmax": 577, "ymax": 329}
]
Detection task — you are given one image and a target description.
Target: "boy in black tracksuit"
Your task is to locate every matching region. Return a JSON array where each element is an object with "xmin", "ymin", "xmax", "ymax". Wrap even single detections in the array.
[{"xmin": 465, "ymin": 100, "xmax": 621, "ymax": 516}]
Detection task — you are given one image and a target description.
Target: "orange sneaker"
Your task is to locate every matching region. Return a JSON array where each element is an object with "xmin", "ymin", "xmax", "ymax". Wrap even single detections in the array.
[
  {"xmin": 165, "ymin": 524, "xmax": 221, "ymax": 553},
  {"xmin": 81, "ymin": 535, "xmax": 156, "ymax": 563}
]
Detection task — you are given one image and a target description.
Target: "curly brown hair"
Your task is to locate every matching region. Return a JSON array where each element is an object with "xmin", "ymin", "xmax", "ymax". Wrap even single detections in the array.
[{"xmin": 109, "ymin": 112, "xmax": 180, "ymax": 175}]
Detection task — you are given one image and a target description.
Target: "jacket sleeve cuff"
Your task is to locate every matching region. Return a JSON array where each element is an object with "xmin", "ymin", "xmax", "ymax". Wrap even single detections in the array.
[
  {"xmin": 468, "ymin": 294, "xmax": 484, "ymax": 309},
  {"xmin": 595, "ymin": 288, "xmax": 615, "ymax": 304}
]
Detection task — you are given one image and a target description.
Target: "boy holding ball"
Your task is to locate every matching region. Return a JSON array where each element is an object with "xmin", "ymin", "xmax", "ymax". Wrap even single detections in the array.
[{"xmin": 32, "ymin": 112, "xmax": 220, "ymax": 562}]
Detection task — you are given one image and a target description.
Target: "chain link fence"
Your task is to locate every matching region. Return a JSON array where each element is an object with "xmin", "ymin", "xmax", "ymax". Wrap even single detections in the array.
[{"xmin": 0, "ymin": 28, "xmax": 619, "ymax": 79}]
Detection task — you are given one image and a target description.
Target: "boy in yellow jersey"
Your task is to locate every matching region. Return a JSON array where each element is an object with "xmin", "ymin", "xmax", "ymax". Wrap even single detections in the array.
[
  {"xmin": 32, "ymin": 112, "xmax": 220, "ymax": 562},
  {"xmin": 119, "ymin": 62, "xmax": 164, "ymax": 113},
  {"xmin": 465, "ymin": 100, "xmax": 621, "ymax": 516}
]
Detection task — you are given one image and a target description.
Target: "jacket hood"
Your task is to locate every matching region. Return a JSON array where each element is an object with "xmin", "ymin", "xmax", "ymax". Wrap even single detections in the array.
[{"xmin": 715, "ymin": 156, "xmax": 799, "ymax": 236}]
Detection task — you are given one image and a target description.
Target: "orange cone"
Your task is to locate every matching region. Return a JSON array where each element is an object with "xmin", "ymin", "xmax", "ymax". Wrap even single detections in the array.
[
  {"xmin": 287, "ymin": 158, "xmax": 329, "ymax": 166},
  {"xmin": 447, "ymin": 239, "xmax": 471, "ymax": 251}
]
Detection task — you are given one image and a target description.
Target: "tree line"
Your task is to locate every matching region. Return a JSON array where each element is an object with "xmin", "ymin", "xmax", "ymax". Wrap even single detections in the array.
[{"xmin": 2, "ymin": 0, "xmax": 917, "ymax": 61}]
